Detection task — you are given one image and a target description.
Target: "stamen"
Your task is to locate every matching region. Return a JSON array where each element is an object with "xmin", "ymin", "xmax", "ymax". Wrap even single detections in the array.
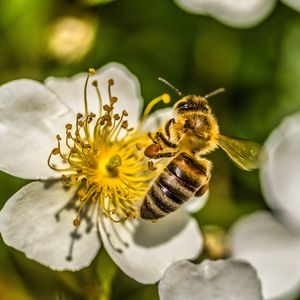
[
  {"xmin": 92, "ymin": 80, "xmax": 103, "ymax": 116},
  {"xmin": 49, "ymin": 72, "xmax": 156, "ymax": 231},
  {"xmin": 83, "ymin": 68, "xmax": 95, "ymax": 117},
  {"xmin": 108, "ymin": 79, "xmax": 114, "ymax": 101},
  {"xmin": 142, "ymin": 93, "xmax": 171, "ymax": 120},
  {"xmin": 148, "ymin": 161, "xmax": 157, "ymax": 171}
]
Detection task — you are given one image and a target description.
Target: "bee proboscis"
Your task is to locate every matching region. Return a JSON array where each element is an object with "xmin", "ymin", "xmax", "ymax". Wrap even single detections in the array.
[{"xmin": 140, "ymin": 80, "xmax": 261, "ymax": 220}]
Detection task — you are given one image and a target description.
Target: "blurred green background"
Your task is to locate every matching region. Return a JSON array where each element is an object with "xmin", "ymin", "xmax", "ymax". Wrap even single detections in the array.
[{"xmin": 1, "ymin": 0, "xmax": 300, "ymax": 299}]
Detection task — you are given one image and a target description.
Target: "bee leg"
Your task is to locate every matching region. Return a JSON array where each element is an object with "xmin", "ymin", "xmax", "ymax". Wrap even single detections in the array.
[
  {"xmin": 195, "ymin": 182, "xmax": 209, "ymax": 197},
  {"xmin": 164, "ymin": 118, "xmax": 175, "ymax": 139},
  {"xmin": 148, "ymin": 132, "xmax": 157, "ymax": 144},
  {"xmin": 155, "ymin": 151, "xmax": 177, "ymax": 158},
  {"xmin": 156, "ymin": 132, "xmax": 177, "ymax": 148}
]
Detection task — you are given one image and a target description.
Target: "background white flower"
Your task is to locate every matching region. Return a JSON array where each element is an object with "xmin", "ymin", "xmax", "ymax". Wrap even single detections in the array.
[
  {"xmin": 159, "ymin": 259, "xmax": 263, "ymax": 300},
  {"xmin": 282, "ymin": 0, "xmax": 300, "ymax": 12},
  {"xmin": 173, "ymin": 0, "xmax": 300, "ymax": 28},
  {"xmin": 230, "ymin": 112, "xmax": 300, "ymax": 299},
  {"xmin": 0, "ymin": 62, "xmax": 206, "ymax": 284}
]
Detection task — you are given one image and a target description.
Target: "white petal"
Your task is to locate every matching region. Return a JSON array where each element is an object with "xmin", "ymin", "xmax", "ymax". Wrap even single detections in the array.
[
  {"xmin": 0, "ymin": 181, "xmax": 101, "ymax": 271},
  {"xmin": 230, "ymin": 211, "xmax": 300, "ymax": 300},
  {"xmin": 100, "ymin": 210, "xmax": 202, "ymax": 283},
  {"xmin": 45, "ymin": 62, "xmax": 143, "ymax": 128},
  {"xmin": 0, "ymin": 80, "xmax": 75, "ymax": 179},
  {"xmin": 261, "ymin": 112, "xmax": 300, "ymax": 228},
  {"xmin": 174, "ymin": 0, "xmax": 276, "ymax": 28},
  {"xmin": 184, "ymin": 190, "xmax": 209, "ymax": 213},
  {"xmin": 140, "ymin": 108, "xmax": 174, "ymax": 132},
  {"xmin": 282, "ymin": 0, "xmax": 300, "ymax": 12},
  {"xmin": 159, "ymin": 259, "xmax": 263, "ymax": 300}
]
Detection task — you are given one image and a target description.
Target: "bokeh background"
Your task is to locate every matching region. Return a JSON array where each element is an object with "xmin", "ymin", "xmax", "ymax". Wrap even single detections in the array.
[{"xmin": 1, "ymin": 0, "xmax": 300, "ymax": 299}]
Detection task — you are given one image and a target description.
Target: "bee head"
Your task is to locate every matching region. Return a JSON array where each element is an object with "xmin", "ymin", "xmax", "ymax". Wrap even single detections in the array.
[{"xmin": 174, "ymin": 96, "xmax": 210, "ymax": 115}]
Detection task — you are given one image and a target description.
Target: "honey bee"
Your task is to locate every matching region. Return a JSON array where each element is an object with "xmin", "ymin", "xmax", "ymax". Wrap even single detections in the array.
[{"xmin": 140, "ymin": 79, "xmax": 261, "ymax": 220}]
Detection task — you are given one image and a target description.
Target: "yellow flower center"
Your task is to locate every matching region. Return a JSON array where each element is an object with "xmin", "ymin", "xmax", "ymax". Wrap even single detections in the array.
[{"xmin": 47, "ymin": 68, "xmax": 163, "ymax": 226}]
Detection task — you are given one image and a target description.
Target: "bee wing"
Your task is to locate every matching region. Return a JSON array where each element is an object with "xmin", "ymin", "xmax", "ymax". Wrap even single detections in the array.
[{"xmin": 216, "ymin": 134, "xmax": 262, "ymax": 171}]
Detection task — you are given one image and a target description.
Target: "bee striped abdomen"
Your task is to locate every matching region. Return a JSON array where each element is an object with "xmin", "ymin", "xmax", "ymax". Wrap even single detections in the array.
[{"xmin": 140, "ymin": 152, "xmax": 209, "ymax": 220}]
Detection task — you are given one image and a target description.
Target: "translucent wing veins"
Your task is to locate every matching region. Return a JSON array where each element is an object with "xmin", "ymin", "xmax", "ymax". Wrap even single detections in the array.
[{"xmin": 217, "ymin": 134, "xmax": 262, "ymax": 171}]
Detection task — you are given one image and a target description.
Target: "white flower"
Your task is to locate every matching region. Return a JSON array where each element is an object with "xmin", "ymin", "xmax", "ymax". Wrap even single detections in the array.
[
  {"xmin": 230, "ymin": 112, "xmax": 300, "ymax": 299},
  {"xmin": 0, "ymin": 62, "xmax": 207, "ymax": 284},
  {"xmin": 159, "ymin": 259, "xmax": 263, "ymax": 300},
  {"xmin": 282, "ymin": 0, "xmax": 300, "ymax": 12},
  {"xmin": 173, "ymin": 0, "xmax": 300, "ymax": 28}
]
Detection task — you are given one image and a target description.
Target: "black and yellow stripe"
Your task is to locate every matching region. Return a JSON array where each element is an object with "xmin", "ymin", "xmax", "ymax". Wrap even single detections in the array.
[{"xmin": 140, "ymin": 152, "xmax": 209, "ymax": 220}]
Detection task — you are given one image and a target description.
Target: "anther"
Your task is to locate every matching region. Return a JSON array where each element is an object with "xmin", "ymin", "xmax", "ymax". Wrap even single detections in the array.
[
  {"xmin": 148, "ymin": 161, "xmax": 157, "ymax": 171},
  {"xmin": 73, "ymin": 218, "xmax": 81, "ymax": 227},
  {"xmin": 121, "ymin": 121, "xmax": 128, "ymax": 129},
  {"xmin": 108, "ymin": 79, "xmax": 114, "ymax": 86},
  {"xmin": 110, "ymin": 96, "xmax": 118, "ymax": 104},
  {"xmin": 136, "ymin": 143, "xmax": 143, "ymax": 150},
  {"xmin": 66, "ymin": 124, "xmax": 72, "ymax": 130},
  {"xmin": 92, "ymin": 80, "xmax": 98, "ymax": 87},
  {"xmin": 89, "ymin": 68, "xmax": 96, "ymax": 75},
  {"xmin": 126, "ymin": 211, "xmax": 137, "ymax": 218},
  {"xmin": 52, "ymin": 148, "xmax": 60, "ymax": 155},
  {"xmin": 161, "ymin": 93, "xmax": 171, "ymax": 104},
  {"xmin": 114, "ymin": 114, "xmax": 120, "ymax": 120},
  {"xmin": 123, "ymin": 110, "xmax": 128, "ymax": 116},
  {"xmin": 56, "ymin": 134, "xmax": 62, "ymax": 140},
  {"xmin": 103, "ymin": 104, "xmax": 110, "ymax": 112}
]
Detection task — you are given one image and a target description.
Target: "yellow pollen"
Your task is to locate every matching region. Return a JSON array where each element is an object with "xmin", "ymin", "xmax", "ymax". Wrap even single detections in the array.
[
  {"xmin": 89, "ymin": 67, "xmax": 96, "ymax": 75},
  {"xmin": 48, "ymin": 73, "xmax": 156, "ymax": 226}
]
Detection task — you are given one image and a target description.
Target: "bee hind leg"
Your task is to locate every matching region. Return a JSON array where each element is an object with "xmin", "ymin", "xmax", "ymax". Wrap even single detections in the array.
[{"xmin": 195, "ymin": 182, "xmax": 209, "ymax": 197}]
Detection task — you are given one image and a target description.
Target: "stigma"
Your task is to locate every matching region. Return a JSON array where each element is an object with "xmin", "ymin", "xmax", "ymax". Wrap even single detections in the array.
[{"xmin": 48, "ymin": 68, "xmax": 155, "ymax": 226}]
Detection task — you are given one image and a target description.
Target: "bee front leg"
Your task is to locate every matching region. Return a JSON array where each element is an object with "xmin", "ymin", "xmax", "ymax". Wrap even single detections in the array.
[
  {"xmin": 148, "ymin": 132, "xmax": 158, "ymax": 144},
  {"xmin": 164, "ymin": 118, "xmax": 175, "ymax": 139}
]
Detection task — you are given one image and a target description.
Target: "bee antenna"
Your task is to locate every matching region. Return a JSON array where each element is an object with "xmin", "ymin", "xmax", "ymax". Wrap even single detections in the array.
[
  {"xmin": 158, "ymin": 77, "xmax": 184, "ymax": 98},
  {"xmin": 204, "ymin": 88, "xmax": 226, "ymax": 99}
]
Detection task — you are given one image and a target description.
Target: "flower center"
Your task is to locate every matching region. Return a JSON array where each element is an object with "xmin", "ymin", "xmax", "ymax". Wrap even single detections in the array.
[{"xmin": 48, "ymin": 68, "xmax": 156, "ymax": 226}]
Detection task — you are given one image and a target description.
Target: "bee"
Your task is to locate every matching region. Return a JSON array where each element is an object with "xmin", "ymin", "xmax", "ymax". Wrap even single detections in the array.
[{"xmin": 140, "ymin": 79, "xmax": 261, "ymax": 220}]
